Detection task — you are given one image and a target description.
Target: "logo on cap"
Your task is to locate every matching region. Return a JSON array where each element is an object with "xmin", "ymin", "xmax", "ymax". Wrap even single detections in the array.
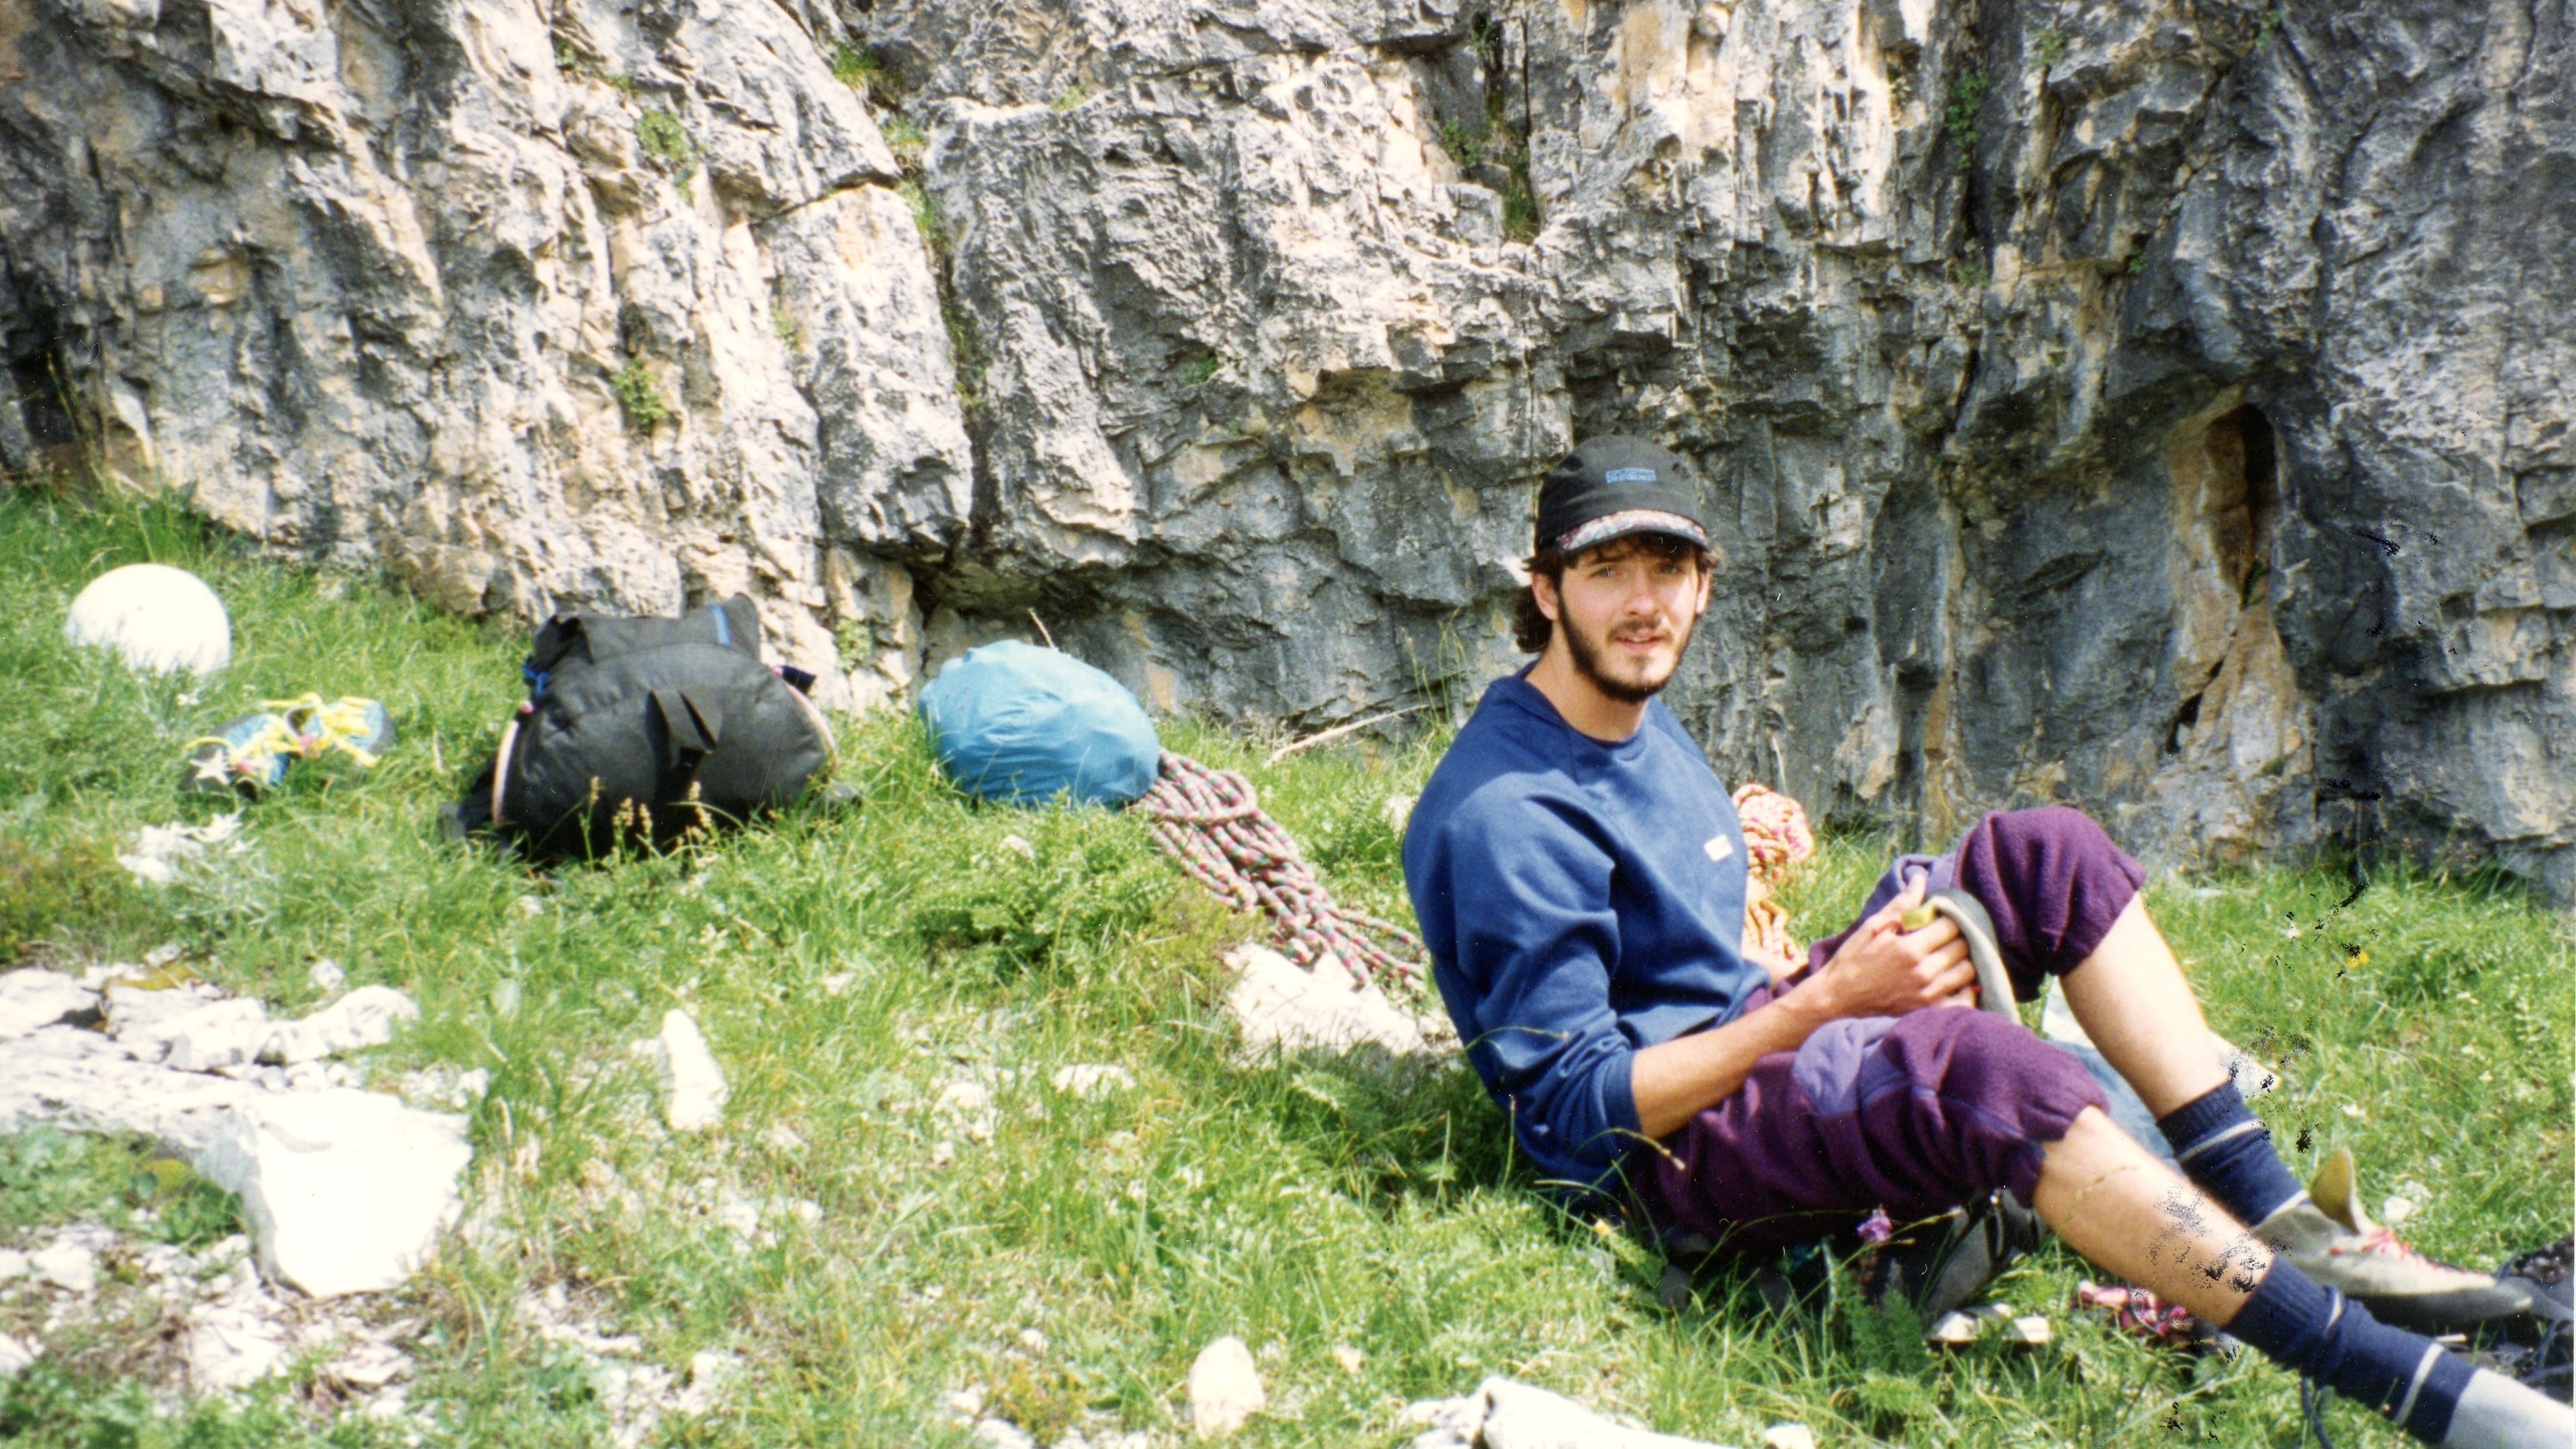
[{"xmin": 1602, "ymin": 467, "xmax": 1658, "ymax": 483}]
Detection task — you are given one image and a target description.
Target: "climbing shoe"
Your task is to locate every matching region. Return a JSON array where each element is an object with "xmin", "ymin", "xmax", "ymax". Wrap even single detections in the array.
[
  {"xmin": 273, "ymin": 694, "xmax": 395, "ymax": 767},
  {"xmin": 2474, "ymin": 1236, "xmax": 2572, "ymax": 1403},
  {"xmin": 1927, "ymin": 888, "xmax": 2021, "ymax": 1019},
  {"xmin": 178, "ymin": 696, "xmax": 394, "ymax": 797},
  {"xmin": 180, "ymin": 711, "xmax": 292, "ymax": 795},
  {"xmin": 1851, "ymin": 1189, "xmax": 2047, "ymax": 1330},
  {"xmin": 2255, "ymin": 1148, "xmax": 2533, "ymax": 1333}
]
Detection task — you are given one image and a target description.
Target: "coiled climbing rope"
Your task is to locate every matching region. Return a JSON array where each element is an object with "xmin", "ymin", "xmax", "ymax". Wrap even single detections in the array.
[
  {"xmin": 1132, "ymin": 752, "xmax": 1425, "ymax": 986},
  {"xmin": 1732, "ymin": 781, "xmax": 1816, "ymax": 965}
]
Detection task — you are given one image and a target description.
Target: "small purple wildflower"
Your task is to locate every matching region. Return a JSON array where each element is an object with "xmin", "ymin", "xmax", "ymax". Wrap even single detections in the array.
[{"xmin": 1857, "ymin": 1206, "xmax": 1894, "ymax": 1245}]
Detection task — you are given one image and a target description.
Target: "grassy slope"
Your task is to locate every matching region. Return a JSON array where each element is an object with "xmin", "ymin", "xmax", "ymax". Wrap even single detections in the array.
[{"xmin": 0, "ymin": 489, "xmax": 2566, "ymax": 1448}]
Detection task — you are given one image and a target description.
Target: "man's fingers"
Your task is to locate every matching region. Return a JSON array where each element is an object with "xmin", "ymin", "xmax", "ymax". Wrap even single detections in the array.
[
  {"xmin": 1924, "ymin": 958, "xmax": 1977, "ymax": 1002},
  {"xmin": 1911, "ymin": 944, "xmax": 1970, "ymax": 985},
  {"xmin": 1863, "ymin": 874, "xmax": 1930, "ymax": 934}
]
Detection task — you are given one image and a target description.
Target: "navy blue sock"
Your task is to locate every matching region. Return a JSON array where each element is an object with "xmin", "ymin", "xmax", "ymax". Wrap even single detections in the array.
[
  {"xmin": 2158, "ymin": 1080, "xmax": 2307, "ymax": 1226},
  {"xmin": 2227, "ymin": 1260, "xmax": 2474, "ymax": 1442}
]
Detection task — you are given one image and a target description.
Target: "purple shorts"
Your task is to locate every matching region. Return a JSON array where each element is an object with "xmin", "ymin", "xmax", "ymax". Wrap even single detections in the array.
[{"xmin": 1642, "ymin": 807, "xmax": 2145, "ymax": 1254}]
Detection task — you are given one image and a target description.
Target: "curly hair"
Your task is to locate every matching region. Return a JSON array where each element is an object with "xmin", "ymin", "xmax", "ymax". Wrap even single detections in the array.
[{"xmin": 1510, "ymin": 533, "xmax": 1715, "ymax": 652}]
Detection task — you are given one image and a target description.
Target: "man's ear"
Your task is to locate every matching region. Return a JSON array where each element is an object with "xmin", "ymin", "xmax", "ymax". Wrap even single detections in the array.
[
  {"xmin": 1532, "ymin": 570, "xmax": 1563, "ymax": 623},
  {"xmin": 1693, "ymin": 564, "xmax": 1712, "ymax": 617}
]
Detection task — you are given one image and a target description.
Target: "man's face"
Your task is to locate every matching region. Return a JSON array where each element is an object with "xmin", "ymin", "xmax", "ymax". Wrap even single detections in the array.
[{"xmin": 1537, "ymin": 537, "xmax": 1710, "ymax": 703}]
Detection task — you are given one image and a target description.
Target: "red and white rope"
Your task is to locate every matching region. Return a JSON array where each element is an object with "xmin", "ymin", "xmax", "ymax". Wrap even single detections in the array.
[{"xmin": 1131, "ymin": 752, "xmax": 1424, "ymax": 986}]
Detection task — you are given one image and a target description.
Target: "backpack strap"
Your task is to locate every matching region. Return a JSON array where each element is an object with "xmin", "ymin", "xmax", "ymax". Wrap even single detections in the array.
[
  {"xmin": 649, "ymin": 688, "xmax": 723, "ymax": 770},
  {"xmin": 491, "ymin": 710, "xmax": 524, "ymax": 825}
]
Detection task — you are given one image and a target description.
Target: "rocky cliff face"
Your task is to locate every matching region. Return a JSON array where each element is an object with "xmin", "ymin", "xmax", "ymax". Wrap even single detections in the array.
[{"xmin": 3, "ymin": 0, "xmax": 2568, "ymax": 901}]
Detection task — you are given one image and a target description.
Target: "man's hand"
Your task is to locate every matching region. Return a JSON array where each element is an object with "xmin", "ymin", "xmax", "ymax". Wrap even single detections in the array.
[{"xmin": 1790, "ymin": 873, "xmax": 1975, "ymax": 1022}]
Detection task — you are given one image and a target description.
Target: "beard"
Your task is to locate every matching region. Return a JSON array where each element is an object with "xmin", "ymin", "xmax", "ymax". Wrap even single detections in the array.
[{"xmin": 1561, "ymin": 607, "xmax": 1697, "ymax": 704}]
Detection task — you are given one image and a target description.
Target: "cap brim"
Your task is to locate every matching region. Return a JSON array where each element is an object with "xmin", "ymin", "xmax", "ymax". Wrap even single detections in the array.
[{"xmin": 1553, "ymin": 509, "xmax": 1710, "ymax": 555}]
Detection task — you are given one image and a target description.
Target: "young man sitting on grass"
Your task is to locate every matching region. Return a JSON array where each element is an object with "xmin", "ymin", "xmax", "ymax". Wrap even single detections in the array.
[{"xmin": 1400, "ymin": 436, "xmax": 2568, "ymax": 1447}]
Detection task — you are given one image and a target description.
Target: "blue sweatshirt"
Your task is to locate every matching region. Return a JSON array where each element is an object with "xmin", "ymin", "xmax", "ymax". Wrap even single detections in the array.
[{"xmin": 1402, "ymin": 673, "xmax": 1766, "ymax": 1195}]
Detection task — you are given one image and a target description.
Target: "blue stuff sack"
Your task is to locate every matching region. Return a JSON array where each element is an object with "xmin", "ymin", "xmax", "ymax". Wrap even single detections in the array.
[{"xmin": 918, "ymin": 640, "xmax": 1161, "ymax": 806}]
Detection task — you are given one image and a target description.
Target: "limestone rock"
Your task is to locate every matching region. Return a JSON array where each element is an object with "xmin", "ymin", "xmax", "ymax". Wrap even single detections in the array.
[
  {"xmin": 0, "ymin": 1332, "xmax": 35, "ymax": 1377},
  {"xmin": 192, "ymin": 1089, "xmax": 473, "ymax": 1299},
  {"xmin": 2, "ymin": 0, "xmax": 2566, "ymax": 900},
  {"xmin": 149, "ymin": 999, "xmax": 271, "ymax": 1072},
  {"xmin": 261, "ymin": 985, "xmax": 419, "ymax": 1064},
  {"xmin": 1224, "ymin": 944, "xmax": 1439, "ymax": 1058},
  {"xmin": 0, "ymin": 970, "xmax": 97, "ymax": 1038},
  {"xmin": 643, "ymin": 1009, "xmax": 729, "ymax": 1133},
  {"xmin": 0, "ymin": 1021, "xmax": 258, "ymax": 1151},
  {"xmin": 31, "ymin": 1240, "xmax": 99, "ymax": 1296},
  {"xmin": 186, "ymin": 1299, "xmax": 295, "ymax": 1391},
  {"xmin": 1403, "ymin": 1377, "xmax": 1731, "ymax": 1449},
  {"xmin": 114, "ymin": 815, "xmax": 245, "ymax": 889},
  {"xmin": 1048, "ymin": 1064, "xmax": 1136, "ymax": 1097},
  {"xmin": 1186, "ymin": 1335, "xmax": 1265, "ymax": 1438}
]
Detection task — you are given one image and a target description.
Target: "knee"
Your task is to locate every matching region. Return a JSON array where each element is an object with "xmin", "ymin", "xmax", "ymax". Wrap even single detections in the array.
[
  {"xmin": 1983, "ymin": 806, "xmax": 2124, "ymax": 878},
  {"xmin": 1893, "ymin": 1008, "xmax": 2071, "ymax": 1087},
  {"xmin": 1936, "ymin": 1008, "xmax": 2053, "ymax": 1073},
  {"xmin": 1959, "ymin": 808, "xmax": 2147, "ymax": 978}
]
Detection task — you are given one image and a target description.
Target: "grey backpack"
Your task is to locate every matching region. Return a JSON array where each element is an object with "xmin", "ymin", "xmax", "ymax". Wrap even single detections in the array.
[{"xmin": 450, "ymin": 596, "xmax": 836, "ymax": 859}]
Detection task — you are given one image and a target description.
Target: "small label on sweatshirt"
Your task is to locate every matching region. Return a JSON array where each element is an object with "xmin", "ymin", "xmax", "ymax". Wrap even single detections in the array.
[{"xmin": 1703, "ymin": 834, "xmax": 1734, "ymax": 864}]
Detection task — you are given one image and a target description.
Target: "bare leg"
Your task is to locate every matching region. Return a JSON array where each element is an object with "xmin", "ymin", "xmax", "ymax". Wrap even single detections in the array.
[
  {"xmin": 2057, "ymin": 894, "xmax": 2228, "ymax": 1117},
  {"xmin": 2033, "ymin": 1107, "xmax": 2267, "ymax": 1325}
]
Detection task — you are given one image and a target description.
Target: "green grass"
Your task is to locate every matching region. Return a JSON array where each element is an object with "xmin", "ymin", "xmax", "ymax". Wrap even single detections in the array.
[{"xmin": 0, "ymin": 486, "xmax": 2567, "ymax": 1446}]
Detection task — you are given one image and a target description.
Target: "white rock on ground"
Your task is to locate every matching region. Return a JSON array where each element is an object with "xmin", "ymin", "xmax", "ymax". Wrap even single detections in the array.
[
  {"xmin": 0, "ymin": 1332, "xmax": 36, "ymax": 1377},
  {"xmin": 115, "ymin": 814, "xmax": 245, "ymax": 887},
  {"xmin": 1403, "ymin": 1378, "xmax": 1733, "ymax": 1449},
  {"xmin": 640, "ymin": 1009, "xmax": 729, "ymax": 1133},
  {"xmin": 149, "ymin": 997, "xmax": 271, "ymax": 1072},
  {"xmin": 0, "ymin": 1021, "xmax": 255, "ymax": 1152},
  {"xmin": 0, "ymin": 969, "xmax": 97, "ymax": 1038},
  {"xmin": 1186, "ymin": 1335, "xmax": 1265, "ymax": 1438},
  {"xmin": 186, "ymin": 1294, "xmax": 295, "ymax": 1390},
  {"xmin": 1049, "ymin": 1064, "xmax": 1135, "ymax": 1097},
  {"xmin": 105, "ymin": 982, "xmax": 228, "ymax": 1052},
  {"xmin": 309, "ymin": 958, "xmax": 346, "ymax": 993},
  {"xmin": 1759, "ymin": 1428, "xmax": 1816, "ymax": 1449},
  {"xmin": 31, "ymin": 1240, "xmax": 99, "ymax": 1295},
  {"xmin": 192, "ymin": 1088, "xmax": 472, "ymax": 1298},
  {"xmin": 1224, "ymin": 944, "xmax": 1442, "ymax": 1059},
  {"xmin": 262, "ymin": 985, "xmax": 419, "ymax": 1064}
]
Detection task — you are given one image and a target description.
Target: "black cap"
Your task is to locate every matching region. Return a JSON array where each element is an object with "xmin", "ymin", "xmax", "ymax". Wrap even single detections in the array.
[{"xmin": 1534, "ymin": 436, "xmax": 1709, "ymax": 556}]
